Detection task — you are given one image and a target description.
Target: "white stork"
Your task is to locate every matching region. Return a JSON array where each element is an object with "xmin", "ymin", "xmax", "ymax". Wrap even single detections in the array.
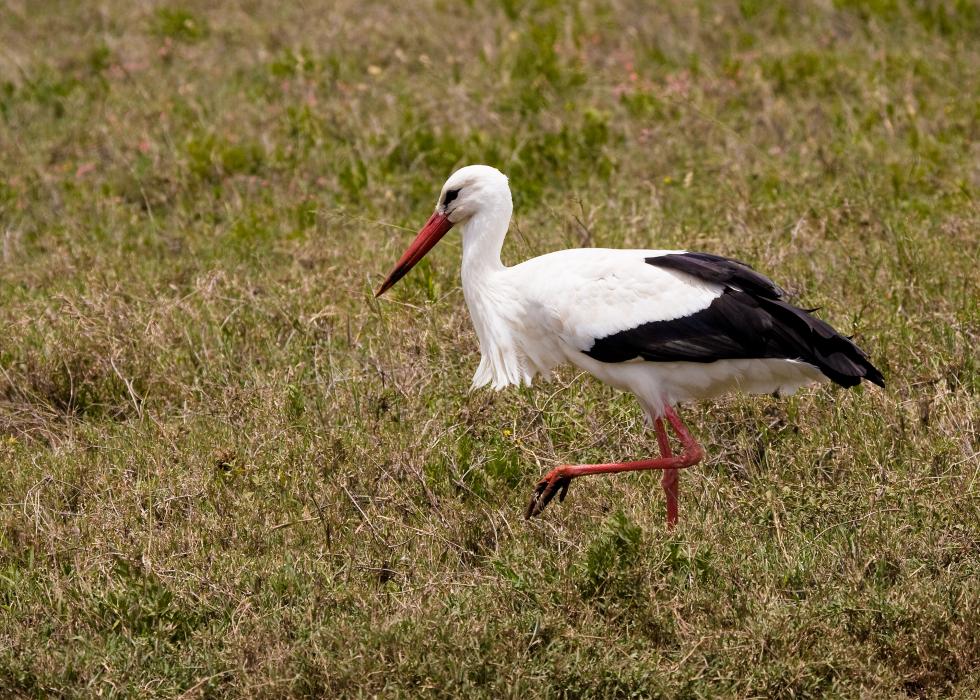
[{"xmin": 376, "ymin": 165, "xmax": 883, "ymax": 525}]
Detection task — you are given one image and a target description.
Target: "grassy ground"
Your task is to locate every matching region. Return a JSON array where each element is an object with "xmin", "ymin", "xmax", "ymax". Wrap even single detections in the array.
[{"xmin": 1, "ymin": 0, "xmax": 978, "ymax": 697}]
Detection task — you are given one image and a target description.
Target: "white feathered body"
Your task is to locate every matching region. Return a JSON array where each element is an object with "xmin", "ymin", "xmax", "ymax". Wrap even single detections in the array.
[{"xmin": 462, "ymin": 245, "xmax": 824, "ymax": 414}]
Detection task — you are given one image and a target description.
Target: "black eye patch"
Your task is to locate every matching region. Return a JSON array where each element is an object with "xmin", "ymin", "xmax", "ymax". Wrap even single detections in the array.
[{"xmin": 442, "ymin": 188, "xmax": 460, "ymax": 207}]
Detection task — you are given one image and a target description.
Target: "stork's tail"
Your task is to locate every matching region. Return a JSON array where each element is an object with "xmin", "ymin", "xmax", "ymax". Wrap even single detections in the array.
[{"xmin": 760, "ymin": 297, "xmax": 885, "ymax": 389}]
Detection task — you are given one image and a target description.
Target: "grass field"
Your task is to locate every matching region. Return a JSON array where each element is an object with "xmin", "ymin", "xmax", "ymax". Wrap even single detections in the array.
[{"xmin": 1, "ymin": 0, "xmax": 978, "ymax": 696}]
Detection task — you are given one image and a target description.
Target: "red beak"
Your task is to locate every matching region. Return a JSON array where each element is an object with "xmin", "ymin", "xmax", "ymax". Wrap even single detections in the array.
[{"xmin": 375, "ymin": 211, "xmax": 455, "ymax": 297}]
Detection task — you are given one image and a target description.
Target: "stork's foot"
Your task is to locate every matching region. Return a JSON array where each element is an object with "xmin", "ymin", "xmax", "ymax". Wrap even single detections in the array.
[{"xmin": 525, "ymin": 467, "xmax": 573, "ymax": 518}]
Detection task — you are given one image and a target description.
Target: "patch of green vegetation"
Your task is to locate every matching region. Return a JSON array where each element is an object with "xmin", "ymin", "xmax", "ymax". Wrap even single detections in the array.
[
  {"xmin": 759, "ymin": 49, "xmax": 853, "ymax": 97},
  {"xmin": 91, "ymin": 558, "xmax": 211, "ymax": 642},
  {"xmin": 185, "ymin": 130, "xmax": 266, "ymax": 181},
  {"xmin": 15, "ymin": 67, "xmax": 81, "ymax": 118},
  {"xmin": 578, "ymin": 510, "xmax": 642, "ymax": 599},
  {"xmin": 151, "ymin": 7, "xmax": 210, "ymax": 43}
]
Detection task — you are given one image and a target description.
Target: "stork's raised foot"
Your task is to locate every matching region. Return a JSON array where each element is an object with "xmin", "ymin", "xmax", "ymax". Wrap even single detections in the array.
[
  {"xmin": 525, "ymin": 467, "xmax": 573, "ymax": 518},
  {"xmin": 522, "ymin": 406, "xmax": 703, "ymax": 525}
]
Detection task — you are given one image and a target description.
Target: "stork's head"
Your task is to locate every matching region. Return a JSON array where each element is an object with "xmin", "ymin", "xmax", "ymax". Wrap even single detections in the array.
[{"xmin": 375, "ymin": 165, "xmax": 510, "ymax": 296}]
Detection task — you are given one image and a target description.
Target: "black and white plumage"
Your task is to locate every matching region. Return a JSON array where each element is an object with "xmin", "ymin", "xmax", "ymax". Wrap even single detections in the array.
[
  {"xmin": 377, "ymin": 165, "xmax": 883, "ymax": 523},
  {"xmin": 586, "ymin": 252, "xmax": 883, "ymax": 389}
]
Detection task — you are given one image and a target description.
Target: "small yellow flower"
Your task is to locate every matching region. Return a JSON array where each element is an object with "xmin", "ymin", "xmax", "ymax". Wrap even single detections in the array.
[{"xmin": 503, "ymin": 429, "xmax": 512, "ymax": 436}]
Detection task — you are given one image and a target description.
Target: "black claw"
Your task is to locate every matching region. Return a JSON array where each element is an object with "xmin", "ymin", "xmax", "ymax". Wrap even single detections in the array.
[
  {"xmin": 525, "ymin": 473, "xmax": 572, "ymax": 519},
  {"xmin": 524, "ymin": 483, "xmax": 542, "ymax": 519},
  {"xmin": 525, "ymin": 492, "xmax": 539, "ymax": 519},
  {"xmin": 559, "ymin": 477, "xmax": 570, "ymax": 503}
]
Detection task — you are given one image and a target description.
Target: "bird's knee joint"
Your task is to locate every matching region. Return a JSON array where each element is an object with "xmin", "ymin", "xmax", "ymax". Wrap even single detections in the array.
[{"xmin": 680, "ymin": 447, "xmax": 703, "ymax": 467}]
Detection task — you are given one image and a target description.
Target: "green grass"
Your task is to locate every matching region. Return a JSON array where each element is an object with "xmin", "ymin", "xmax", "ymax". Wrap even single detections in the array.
[{"xmin": 1, "ymin": 0, "xmax": 978, "ymax": 696}]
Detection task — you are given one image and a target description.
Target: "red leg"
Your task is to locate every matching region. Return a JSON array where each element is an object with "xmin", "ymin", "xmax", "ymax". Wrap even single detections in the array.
[
  {"xmin": 525, "ymin": 405, "xmax": 704, "ymax": 522},
  {"xmin": 655, "ymin": 418, "xmax": 679, "ymax": 529}
]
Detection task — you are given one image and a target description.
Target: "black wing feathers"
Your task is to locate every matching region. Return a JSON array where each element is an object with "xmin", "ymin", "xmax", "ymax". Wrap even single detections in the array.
[
  {"xmin": 585, "ymin": 253, "xmax": 884, "ymax": 388},
  {"xmin": 646, "ymin": 252, "xmax": 785, "ymax": 299},
  {"xmin": 587, "ymin": 290, "xmax": 770, "ymax": 364}
]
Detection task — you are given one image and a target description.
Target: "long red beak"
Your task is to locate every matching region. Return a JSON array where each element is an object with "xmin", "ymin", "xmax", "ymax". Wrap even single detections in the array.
[{"xmin": 375, "ymin": 211, "xmax": 455, "ymax": 296}]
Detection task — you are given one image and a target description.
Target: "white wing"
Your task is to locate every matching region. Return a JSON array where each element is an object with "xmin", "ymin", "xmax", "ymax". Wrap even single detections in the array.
[{"xmin": 508, "ymin": 248, "xmax": 723, "ymax": 352}]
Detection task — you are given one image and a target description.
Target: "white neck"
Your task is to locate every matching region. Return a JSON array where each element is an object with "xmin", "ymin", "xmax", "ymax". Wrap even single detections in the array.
[
  {"xmin": 459, "ymin": 201, "xmax": 511, "ymax": 285},
  {"xmin": 458, "ymin": 196, "xmax": 529, "ymax": 389}
]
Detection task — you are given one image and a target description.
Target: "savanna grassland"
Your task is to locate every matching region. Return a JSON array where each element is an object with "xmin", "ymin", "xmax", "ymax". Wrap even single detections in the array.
[{"xmin": 1, "ymin": 0, "xmax": 978, "ymax": 697}]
